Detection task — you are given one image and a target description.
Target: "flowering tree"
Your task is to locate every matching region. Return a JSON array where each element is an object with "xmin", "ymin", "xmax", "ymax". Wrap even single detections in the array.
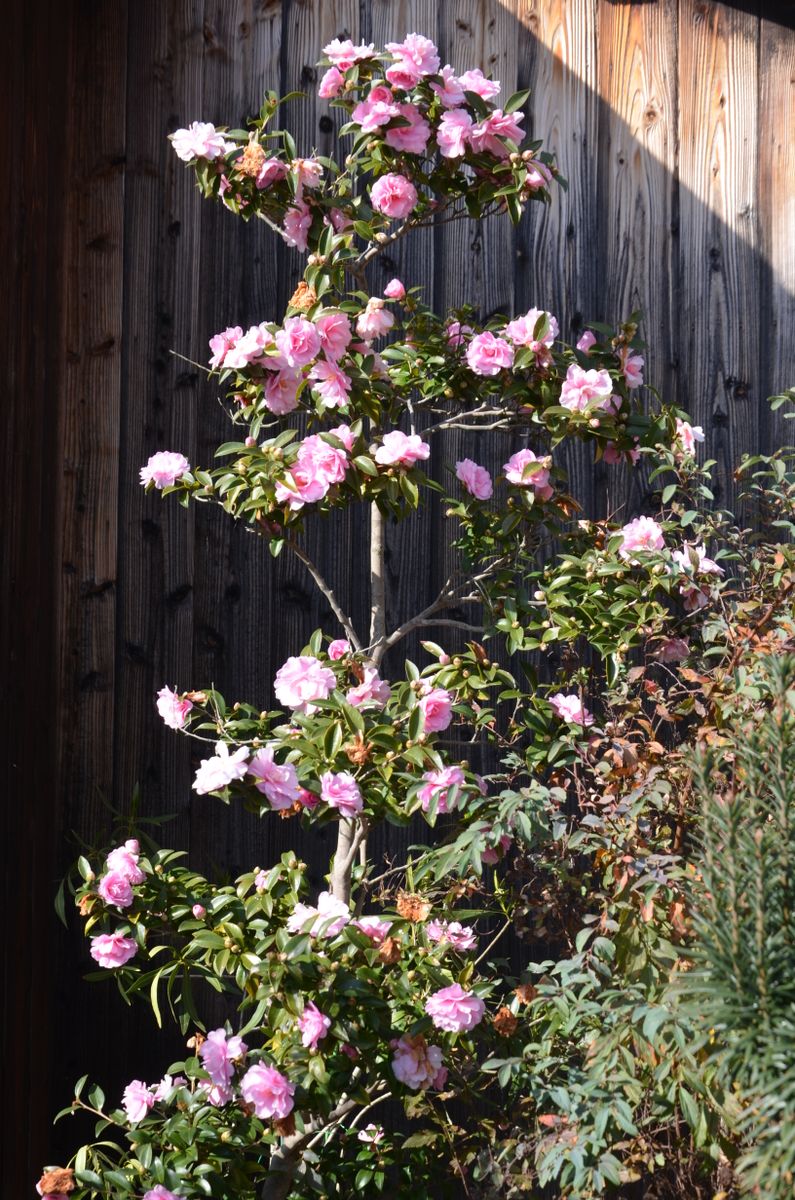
[{"xmin": 39, "ymin": 32, "xmax": 795, "ymax": 1200}]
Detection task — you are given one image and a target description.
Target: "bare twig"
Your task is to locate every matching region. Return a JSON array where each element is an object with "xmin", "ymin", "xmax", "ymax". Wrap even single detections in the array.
[
  {"xmin": 368, "ymin": 502, "xmax": 388, "ymax": 665},
  {"xmin": 286, "ymin": 538, "xmax": 362, "ymax": 651}
]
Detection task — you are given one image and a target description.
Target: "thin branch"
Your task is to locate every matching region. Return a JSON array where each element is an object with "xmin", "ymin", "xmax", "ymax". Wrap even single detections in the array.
[
  {"xmin": 409, "ymin": 618, "xmax": 485, "ymax": 635},
  {"xmin": 286, "ymin": 538, "xmax": 362, "ymax": 651},
  {"xmin": 368, "ymin": 502, "xmax": 388, "ymax": 664},
  {"xmin": 473, "ymin": 919, "xmax": 511, "ymax": 968}
]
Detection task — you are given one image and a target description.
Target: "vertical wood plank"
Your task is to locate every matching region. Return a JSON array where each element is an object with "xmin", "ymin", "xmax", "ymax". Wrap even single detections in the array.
[{"xmin": 678, "ymin": 0, "xmax": 760, "ymax": 508}]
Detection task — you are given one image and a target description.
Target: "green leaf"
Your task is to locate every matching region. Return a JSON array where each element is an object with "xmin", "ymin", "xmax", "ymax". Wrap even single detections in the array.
[{"xmin": 505, "ymin": 87, "xmax": 532, "ymax": 113}]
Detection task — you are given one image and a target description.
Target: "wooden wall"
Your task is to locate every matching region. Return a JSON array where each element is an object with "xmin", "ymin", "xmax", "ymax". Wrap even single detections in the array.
[{"xmin": 4, "ymin": 0, "xmax": 794, "ymax": 1192}]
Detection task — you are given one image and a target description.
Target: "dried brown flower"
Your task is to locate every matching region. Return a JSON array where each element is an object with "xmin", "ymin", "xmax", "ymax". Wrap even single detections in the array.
[
  {"xmin": 274, "ymin": 1113, "xmax": 296, "ymax": 1137},
  {"xmin": 493, "ymin": 1006, "xmax": 519, "ymax": 1036},
  {"xmin": 377, "ymin": 936, "xmax": 402, "ymax": 965},
  {"xmin": 236, "ymin": 142, "xmax": 266, "ymax": 179},
  {"xmin": 38, "ymin": 1168, "xmax": 75, "ymax": 1195},
  {"xmin": 396, "ymin": 891, "xmax": 431, "ymax": 922},
  {"xmin": 344, "ymin": 733, "xmax": 372, "ymax": 765},
  {"xmin": 289, "ymin": 281, "xmax": 317, "ymax": 311},
  {"xmin": 514, "ymin": 982, "xmax": 538, "ymax": 1004}
]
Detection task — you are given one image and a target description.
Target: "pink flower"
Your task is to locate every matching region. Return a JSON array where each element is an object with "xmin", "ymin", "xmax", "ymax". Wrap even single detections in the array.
[
  {"xmin": 152, "ymin": 1073, "xmax": 185, "ymax": 1101},
  {"xmin": 370, "ymin": 173, "xmax": 419, "ymax": 220},
  {"xmin": 287, "ymin": 890, "xmax": 351, "ymax": 938},
  {"xmin": 384, "ymin": 104, "xmax": 431, "ymax": 154},
  {"xmin": 425, "ymin": 982, "xmax": 485, "ymax": 1032},
  {"xmin": 347, "ymin": 667, "xmax": 391, "ymax": 708},
  {"xmin": 419, "ymin": 687, "xmax": 454, "ymax": 733},
  {"xmin": 225, "ymin": 322, "xmax": 279, "ymax": 369},
  {"xmin": 548, "ymin": 692, "xmax": 594, "ymax": 726},
  {"xmin": 275, "ymin": 317, "xmax": 321, "ymax": 368},
  {"xmin": 192, "ymin": 741, "xmax": 250, "ymax": 794},
  {"xmin": 675, "ymin": 418, "xmax": 705, "ymax": 457},
  {"xmin": 89, "ymin": 933, "xmax": 138, "ymax": 968},
  {"xmin": 122, "ymin": 1079, "xmax": 154, "ymax": 1124},
  {"xmin": 577, "ymin": 330, "xmax": 597, "ymax": 353},
  {"xmin": 603, "ymin": 441, "xmax": 640, "ymax": 466},
  {"xmin": 192, "ymin": 903, "xmax": 206, "ymax": 918},
  {"xmin": 98, "ymin": 871, "xmax": 134, "ymax": 909},
  {"xmin": 139, "ymin": 451, "xmax": 190, "ymax": 489},
  {"xmin": 240, "ymin": 1062, "xmax": 295, "ymax": 1120},
  {"xmin": 482, "ymin": 833, "xmax": 512, "ymax": 865},
  {"xmin": 321, "ymin": 770, "xmax": 363, "ymax": 817},
  {"xmin": 391, "ymin": 1033, "xmax": 445, "ymax": 1090},
  {"xmin": 254, "ymin": 870, "xmax": 268, "ymax": 891},
  {"xmin": 315, "ymin": 310, "xmax": 352, "ymax": 360},
  {"xmin": 656, "ymin": 637, "xmax": 690, "ymax": 663},
  {"xmin": 323, "ymin": 38, "xmax": 376, "ymax": 70},
  {"xmin": 274, "ymin": 655, "xmax": 336, "ymax": 714},
  {"xmin": 455, "ymin": 458, "xmax": 493, "ymax": 500},
  {"xmin": 466, "ymin": 331, "xmax": 514, "ymax": 376},
  {"xmin": 618, "ymin": 516, "xmax": 665, "ymax": 558},
  {"xmin": 296, "ymin": 433, "xmax": 349, "ymax": 488},
  {"xmin": 384, "ymin": 278, "xmax": 406, "ymax": 300},
  {"xmin": 418, "ymin": 765, "xmax": 466, "ymax": 814},
  {"xmin": 373, "ymin": 430, "xmax": 430, "ymax": 467},
  {"xmin": 618, "ymin": 347, "xmax": 644, "ymax": 388},
  {"xmin": 248, "ymin": 745, "xmax": 302, "ymax": 810},
  {"xmin": 559, "ymin": 364, "xmax": 615, "ymax": 412},
  {"xmin": 384, "ymin": 33, "xmax": 440, "ymax": 88},
  {"xmin": 264, "ymin": 369, "xmax": 301, "ymax": 415},
  {"xmin": 352, "ymin": 916, "xmax": 393, "ymax": 944},
  {"xmin": 358, "ymin": 1124, "xmax": 385, "ymax": 1144},
  {"xmin": 470, "ymin": 109, "xmax": 524, "ymax": 157},
  {"xmin": 297, "ymin": 1001, "xmax": 331, "ymax": 1050},
  {"xmin": 352, "ymin": 85, "xmax": 400, "ymax": 131},
  {"xmin": 199, "ymin": 1081, "xmax": 233, "ymax": 1107},
  {"xmin": 427, "ymin": 919, "xmax": 477, "ymax": 951},
  {"xmin": 318, "ymin": 66, "xmax": 345, "ymax": 99},
  {"xmin": 171, "ymin": 121, "xmax": 230, "ymax": 162},
  {"xmin": 671, "ymin": 543, "xmax": 723, "ymax": 578},
  {"xmin": 436, "ymin": 108, "xmax": 473, "ymax": 158},
  {"xmin": 309, "ymin": 360, "xmax": 351, "ymax": 409},
  {"xmin": 431, "ymin": 65, "xmax": 466, "ymax": 108},
  {"xmin": 209, "ymin": 325, "xmax": 244, "ymax": 369},
  {"xmin": 283, "ymin": 200, "xmax": 312, "ymax": 251},
  {"xmin": 292, "ymin": 157, "xmax": 323, "ymax": 194},
  {"xmin": 297, "ymin": 788, "xmax": 318, "ymax": 811},
  {"xmin": 105, "ymin": 839, "xmax": 145, "ymax": 884},
  {"xmin": 328, "ymin": 638, "xmax": 351, "ymax": 660},
  {"xmin": 457, "ymin": 68, "xmax": 501, "ymax": 101},
  {"xmin": 143, "ymin": 1188, "xmax": 180, "ymax": 1200},
  {"xmin": 274, "ymin": 465, "xmax": 327, "ymax": 511},
  {"xmin": 156, "ymin": 685, "xmax": 193, "ymax": 730},
  {"xmin": 503, "ymin": 449, "xmax": 552, "ymax": 498},
  {"xmin": 505, "ymin": 307, "xmax": 558, "ymax": 352},
  {"xmin": 446, "ymin": 319, "xmax": 473, "ymax": 347},
  {"xmin": 200, "ymin": 1028, "xmax": 247, "ymax": 1086},
  {"xmin": 253, "ymin": 156, "xmax": 289, "ymax": 189},
  {"xmin": 356, "ymin": 298, "xmax": 395, "ymax": 341}
]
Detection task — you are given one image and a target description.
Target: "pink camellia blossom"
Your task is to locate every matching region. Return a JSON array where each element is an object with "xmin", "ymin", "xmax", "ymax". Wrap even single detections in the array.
[
  {"xmin": 675, "ymin": 418, "xmax": 705, "ymax": 457},
  {"xmin": 323, "ymin": 38, "xmax": 376, "ymax": 70},
  {"xmin": 297, "ymin": 1001, "xmax": 331, "ymax": 1050},
  {"xmin": 292, "ymin": 157, "xmax": 323, "ymax": 194},
  {"xmin": 618, "ymin": 347, "xmax": 644, "ymax": 388},
  {"xmin": 356, "ymin": 298, "xmax": 395, "ymax": 341},
  {"xmin": 283, "ymin": 200, "xmax": 312, "ymax": 251},
  {"xmin": 248, "ymin": 745, "xmax": 302, "ymax": 811},
  {"xmin": 347, "ymin": 667, "xmax": 391, "ymax": 708},
  {"xmin": 384, "ymin": 278, "xmax": 406, "ymax": 300},
  {"xmin": 385, "ymin": 104, "xmax": 431, "ymax": 154},
  {"xmin": 199, "ymin": 1081, "xmax": 233, "ymax": 1107},
  {"xmin": 671, "ymin": 543, "xmax": 723, "ymax": 611},
  {"xmin": 264, "ymin": 368, "xmax": 302, "ymax": 415},
  {"xmin": 192, "ymin": 741, "xmax": 249, "ymax": 795},
  {"xmin": 446, "ymin": 319, "xmax": 473, "ymax": 348},
  {"xmin": 315, "ymin": 310, "xmax": 352, "ymax": 361},
  {"xmin": 370, "ymin": 173, "xmax": 419, "ymax": 220},
  {"xmin": 122, "ymin": 1080, "xmax": 155, "ymax": 1125},
  {"xmin": 481, "ymin": 833, "xmax": 512, "ymax": 865},
  {"xmin": 427, "ymin": 919, "xmax": 477, "ymax": 951},
  {"xmin": 274, "ymin": 464, "xmax": 328, "ymax": 511},
  {"xmin": 156, "ymin": 685, "xmax": 193, "ymax": 730},
  {"xmin": 275, "ymin": 316, "xmax": 321, "ymax": 368},
  {"xmin": 618, "ymin": 515, "xmax": 666, "ymax": 558},
  {"xmin": 240, "ymin": 1062, "xmax": 295, "ymax": 1120},
  {"xmin": 418, "ymin": 765, "xmax": 466, "ymax": 814},
  {"xmin": 456, "ymin": 458, "xmax": 493, "ymax": 500},
  {"xmin": 255, "ymin": 157, "xmax": 289, "ymax": 190},
  {"xmin": 320, "ymin": 770, "xmax": 363, "ymax": 817},
  {"xmin": 225, "ymin": 321, "xmax": 279, "ymax": 369},
  {"xmin": 391, "ymin": 1033, "xmax": 445, "ymax": 1090},
  {"xmin": 297, "ymin": 788, "xmax": 318, "ymax": 811},
  {"xmin": 524, "ymin": 159, "xmax": 554, "ymax": 190},
  {"xmin": 296, "ymin": 433, "xmax": 349, "ymax": 488},
  {"xmin": 352, "ymin": 84, "xmax": 400, "ymax": 131},
  {"xmin": 105, "ymin": 839, "xmax": 145, "ymax": 884},
  {"xmin": 425, "ymin": 982, "xmax": 486, "ymax": 1032},
  {"xmin": 577, "ymin": 329, "xmax": 597, "ymax": 353},
  {"xmin": 192, "ymin": 903, "xmax": 206, "ymax": 919},
  {"xmin": 465, "ymin": 331, "xmax": 514, "ymax": 376},
  {"xmin": 436, "ymin": 108, "xmax": 473, "ymax": 158},
  {"xmin": 548, "ymin": 692, "xmax": 595, "ymax": 726},
  {"xmin": 171, "ymin": 121, "xmax": 230, "ymax": 162},
  {"xmin": 153, "ymin": 1073, "xmax": 185, "ymax": 1102},
  {"xmin": 457, "ymin": 68, "xmax": 501, "ymax": 100},
  {"xmin": 358, "ymin": 1123, "xmax": 385, "ymax": 1144},
  {"xmin": 287, "ymin": 890, "xmax": 351, "ymax": 938},
  {"xmin": 143, "ymin": 1187, "xmax": 181, "ymax": 1200},
  {"xmin": 373, "ymin": 430, "xmax": 430, "ymax": 467},
  {"xmin": 352, "ymin": 916, "xmax": 393, "ymax": 944},
  {"xmin": 384, "ymin": 33, "xmax": 440, "ymax": 88},
  {"xmin": 318, "ymin": 66, "xmax": 345, "ymax": 99},
  {"xmin": 432, "ymin": 65, "xmax": 466, "ymax": 108},
  {"xmin": 209, "ymin": 325, "xmax": 244, "ymax": 369},
  {"xmin": 98, "ymin": 871, "xmax": 134, "ymax": 909},
  {"xmin": 559, "ymin": 364, "xmax": 615, "ymax": 412},
  {"xmin": 200, "ymin": 1028, "xmax": 248, "ymax": 1086},
  {"xmin": 603, "ymin": 441, "xmax": 641, "ymax": 466},
  {"xmin": 469, "ymin": 108, "xmax": 524, "ymax": 157},
  {"xmin": 309, "ymin": 360, "xmax": 352, "ymax": 409},
  {"xmin": 254, "ymin": 870, "xmax": 268, "ymax": 891},
  {"xmin": 419, "ymin": 686, "xmax": 454, "ymax": 733},
  {"xmin": 274, "ymin": 655, "xmax": 336, "ymax": 714},
  {"xmin": 656, "ymin": 637, "xmax": 691, "ymax": 663},
  {"xmin": 503, "ymin": 449, "xmax": 553, "ymax": 499},
  {"xmin": 139, "ymin": 451, "xmax": 190, "ymax": 490},
  {"xmin": 328, "ymin": 638, "xmax": 351, "ymax": 660},
  {"xmin": 90, "ymin": 932, "xmax": 138, "ymax": 969},
  {"xmin": 505, "ymin": 307, "xmax": 559, "ymax": 352}
]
